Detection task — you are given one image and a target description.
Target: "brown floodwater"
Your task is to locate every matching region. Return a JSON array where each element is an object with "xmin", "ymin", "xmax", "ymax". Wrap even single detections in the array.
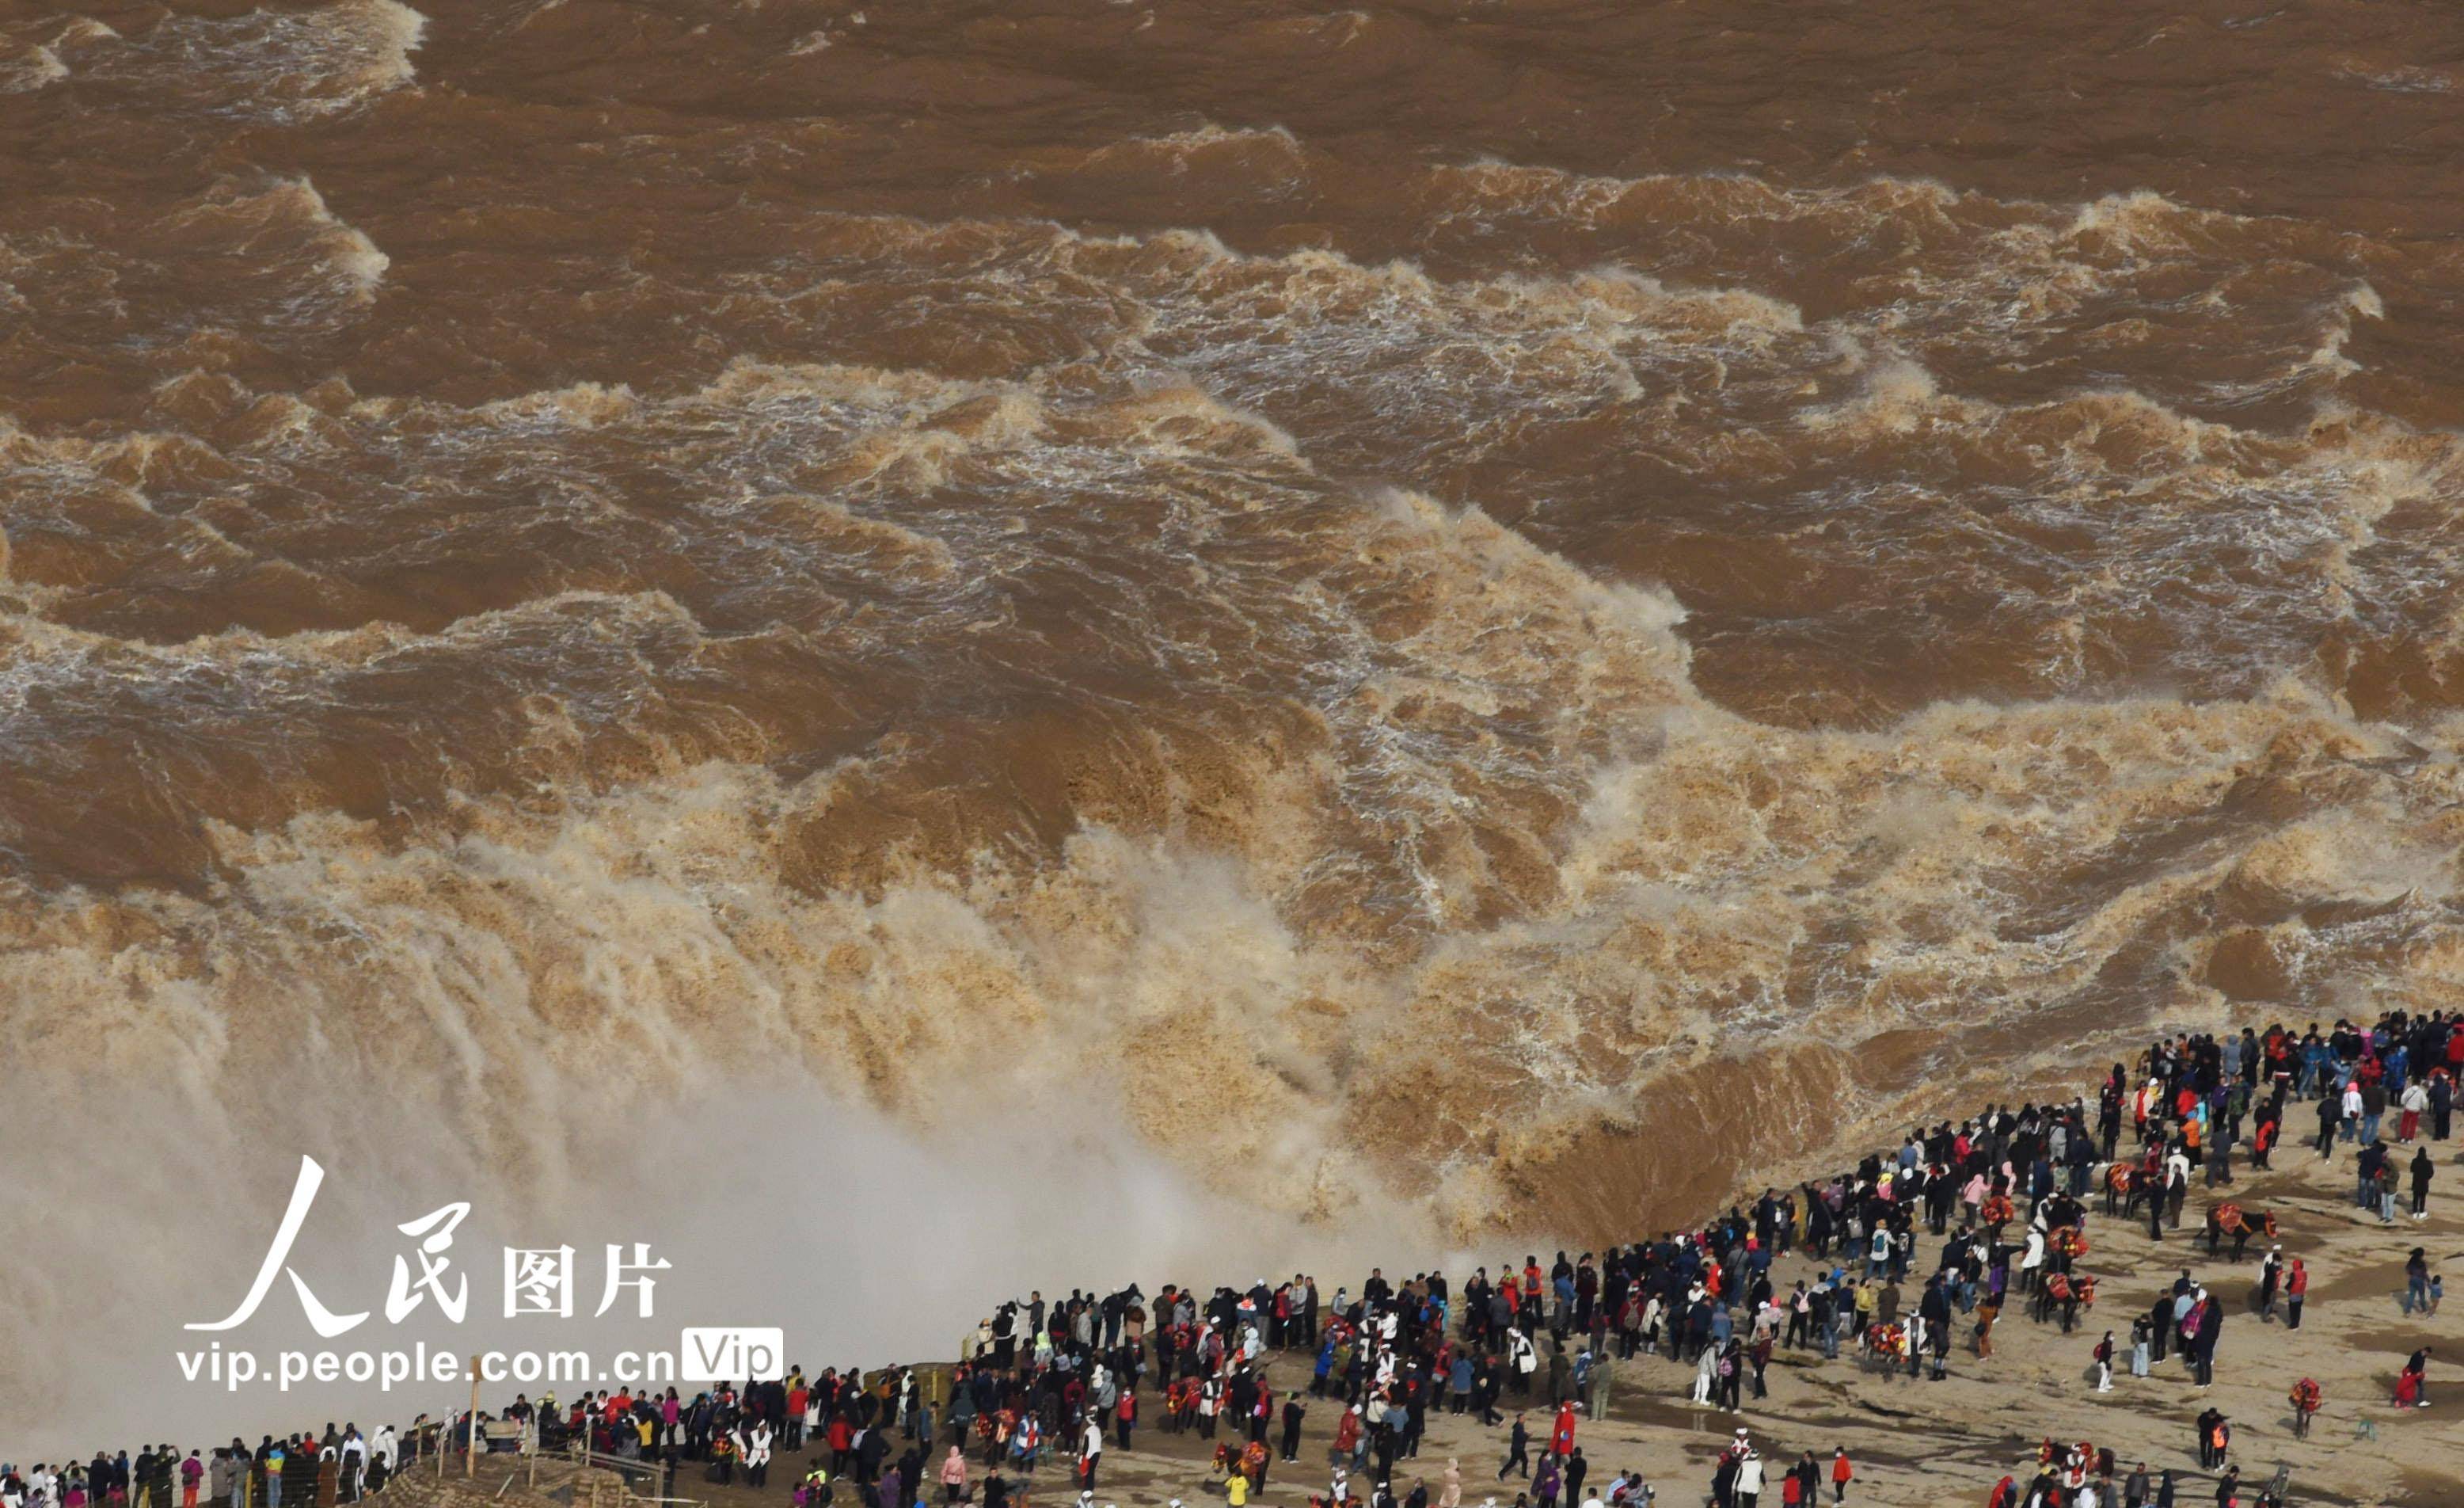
[{"xmin": 3, "ymin": 0, "xmax": 2464, "ymax": 1443}]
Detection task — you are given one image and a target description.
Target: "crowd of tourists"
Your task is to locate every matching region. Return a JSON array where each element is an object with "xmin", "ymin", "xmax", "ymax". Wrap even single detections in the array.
[
  {"xmin": 5, "ymin": 1011, "xmax": 2454, "ymax": 1508},
  {"xmin": 0, "ymin": 1429, "xmax": 414, "ymax": 1508}
]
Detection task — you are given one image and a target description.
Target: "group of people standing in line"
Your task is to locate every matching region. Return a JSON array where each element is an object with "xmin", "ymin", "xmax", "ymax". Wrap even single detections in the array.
[
  {"xmin": 1, "ymin": 1429, "xmax": 408, "ymax": 1508},
  {"xmin": 6, "ymin": 1013, "xmax": 2453, "ymax": 1508}
]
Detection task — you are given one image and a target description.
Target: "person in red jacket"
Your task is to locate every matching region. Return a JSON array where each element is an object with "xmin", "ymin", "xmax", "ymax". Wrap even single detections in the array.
[
  {"xmin": 1831, "ymin": 1447, "xmax": 1853, "ymax": 1502},
  {"xmin": 1550, "ymin": 1403, "xmax": 1576, "ymax": 1458}
]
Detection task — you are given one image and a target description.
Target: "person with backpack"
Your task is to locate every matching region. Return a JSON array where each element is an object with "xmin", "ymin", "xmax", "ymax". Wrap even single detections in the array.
[{"xmin": 2287, "ymin": 1380, "xmax": 2320, "ymax": 1440}]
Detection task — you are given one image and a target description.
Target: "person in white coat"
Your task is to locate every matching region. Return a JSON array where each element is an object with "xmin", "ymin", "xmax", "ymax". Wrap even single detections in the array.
[
  {"xmin": 743, "ymin": 1422, "xmax": 774, "ymax": 1490},
  {"xmin": 1733, "ymin": 1450, "xmax": 1763, "ymax": 1508},
  {"xmin": 1078, "ymin": 1417, "xmax": 1104, "ymax": 1491}
]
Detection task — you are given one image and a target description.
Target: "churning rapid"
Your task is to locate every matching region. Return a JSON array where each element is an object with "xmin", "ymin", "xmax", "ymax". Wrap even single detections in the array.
[{"xmin": 5, "ymin": 0, "xmax": 2464, "ymax": 1449}]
